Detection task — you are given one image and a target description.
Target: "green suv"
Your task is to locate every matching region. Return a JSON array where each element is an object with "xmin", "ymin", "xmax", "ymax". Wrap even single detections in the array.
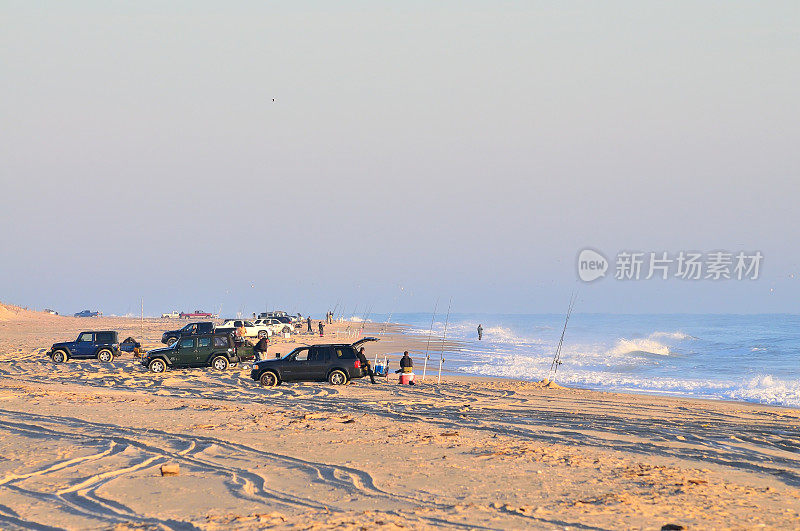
[{"xmin": 141, "ymin": 333, "xmax": 252, "ymax": 373}]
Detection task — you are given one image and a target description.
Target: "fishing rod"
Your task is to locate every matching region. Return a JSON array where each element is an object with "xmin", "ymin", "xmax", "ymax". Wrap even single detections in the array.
[
  {"xmin": 331, "ymin": 297, "xmax": 342, "ymax": 322},
  {"xmin": 359, "ymin": 303, "xmax": 374, "ymax": 335},
  {"xmin": 549, "ymin": 292, "xmax": 578, "ymax": 381},
  {"xmin": 379, "ymin": 288, "xmax": 403, "ymax": 336},
  {"xmin": 421, "ymin": 298, "xmax": 439, "ymax": 382},
  {"xmin": 437, "ymin": 298, "xmax": 452, "ymax": 384}
]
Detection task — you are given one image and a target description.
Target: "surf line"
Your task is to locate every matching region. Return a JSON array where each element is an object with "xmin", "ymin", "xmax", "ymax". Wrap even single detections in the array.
[{"xmin": 548, "ymin": 291, "xmax": 577, "ymax": 382}]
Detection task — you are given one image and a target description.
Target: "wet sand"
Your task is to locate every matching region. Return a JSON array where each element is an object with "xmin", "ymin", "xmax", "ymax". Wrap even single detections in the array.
[{"xmin": 1, "ymin": 308, "xmax": 799, "ymax": 529}]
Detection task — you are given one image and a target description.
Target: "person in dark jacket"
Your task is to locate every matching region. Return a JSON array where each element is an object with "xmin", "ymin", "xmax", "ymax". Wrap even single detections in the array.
[
  {"xmin": 477, "ymin": 324, "xmax": 483, "ymax": 341},
  {"xmin": 356, "ymin": 346, "xmax": 376, "ymax": 384},
  {"xmin": 398, "ymin": 351, "xmax": 413, "ymax": 372},
  {"xmin": 318, "ymin": 321, "xmax": 324, "ymax": 336},
  {"xmin": 307, "ymin": 316, "xmax": 313, "ymax": 333},
  {"xmin": 396, "ymin": 351, "xmax": 415, "ymax": 384},
  {"xmin": 253, "ymin": 335, "xmax": 268, "ymax": 361}
]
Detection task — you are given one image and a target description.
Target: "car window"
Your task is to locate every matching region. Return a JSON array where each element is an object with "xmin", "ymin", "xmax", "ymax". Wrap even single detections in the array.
[
  {"xmin": 198, "ymin": 337, "xmax": 211, "ymax": 348},
  {"xmin": 244, "ymin": 321, "xmax": 254, "ymax": 327},
  {"xmin": 179, "ymin": 338, "xmax": 195, "ymax": 349},
  {"xmin": 293, "ymin": 348, "xmax": 309, "ymax": 361},
  {"xmin": 98, "ymin": 332, "xmax": 114, "ymax": 343},
  {"xmin": 234, "ymin": 321, "xmax": 242, "ymax": 327},
  {"xmin": 335, "ymin": 347, "xmax": 355, "ymax": 359},
  {"xmin": 213, "ymin": 336, "xmax": 228, "ymax": 347},
  {"xmin": 78, "ymin": 332, "xmax": 93, "ymax": 342},
  {"xmin": 310, "ymin": 347, "xmax": 331, "ymax": 361}
]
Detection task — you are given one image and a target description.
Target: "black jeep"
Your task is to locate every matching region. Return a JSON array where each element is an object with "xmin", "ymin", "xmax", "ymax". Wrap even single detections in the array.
[
  {"xmin": 48, "ymin": 331, "xmax": 120, "ymax": 363},
  {"xmin": 161, "ymin": 321, "xmax": 215, "ymax": 345},
  {"xmin": 143, "ymin": 333, "xmax": 252, "ymax": 373},
  {"xmin": 250, "ymin": 337, "xmax": 378, "ymax": 386}
]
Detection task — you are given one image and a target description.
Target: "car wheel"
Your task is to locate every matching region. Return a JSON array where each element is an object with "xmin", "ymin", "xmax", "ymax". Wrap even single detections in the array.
[
  {"xmin": 328, "ymin": 369, "xmax": 347, "ymax": 385},
  {"xmin": 259, "ymin": 371, "xmax": 278, "ymax": 387},
  {"xmin": 52, "ymin": 350, "xmax": 67, "ymax": 363},
  {"xmin": 149, "ymin": 358, "xmax": 167, "ymax": 373},
  {"xmin": 282, "ymin": 326, "xmax": 291, "ymax": 334},
  {"xmin": 257, "ymin": 330, "xmax": 267, "ymax": 339},
  {"xmin": 97, "ymin": 349, "xmax": 113, "ymax": 363},
  {"xmin": 211, "ymin": 356, "xmax": 229, "ymax": 371},
  {"xmin": 167, "ymin": 337, "xmax": 178, "ymax": 346}
]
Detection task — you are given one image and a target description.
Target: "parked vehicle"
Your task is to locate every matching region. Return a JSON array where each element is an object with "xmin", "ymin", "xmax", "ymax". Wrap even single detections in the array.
[
  {"xmin": 48, "ymin": 331, "xmax": 119, "ymax": 363},
  {"xmin": 180, "ymin": 310, "xmax": 213, "ymax": 319},
  {"xmin": 74, "ymin": 310, "xmax": 101, "ymax": 317},
  {"xmin": 253, "ymin": 318, "xmax": 292, "ymax": 336},
  {"xmin": 161, "ymin": 311, "xmax": 180, "ymax": 319},
  {"xmin": 250, "ymin": 337, "xmax": 378, "ymax": 386},
  {"xmin": 161, "ymin": 321, "xmax": 215, "ymax": 345},
  {"xmin": 43, "ymin": 308, "xmax": 58, "ymax": 315},
  {"xmin": 270, "ymin": 315, "xmax": 300, "ymax": 330},
  {"xmin": 258, "ymin": 311, "xmax": 289, "ymax": 319},
  {"xmin": 142, "ymin": 333, "xmax": 252, "ymax": 373},
  {"xmin": 216, "ymin": 319, "xmax": 278, "ymax": 338}
]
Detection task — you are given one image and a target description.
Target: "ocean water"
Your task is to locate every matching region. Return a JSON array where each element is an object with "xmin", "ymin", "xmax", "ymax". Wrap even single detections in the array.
[{"xmin": 366, "ymin": 313, "xmax": 800, "ymax": 408}]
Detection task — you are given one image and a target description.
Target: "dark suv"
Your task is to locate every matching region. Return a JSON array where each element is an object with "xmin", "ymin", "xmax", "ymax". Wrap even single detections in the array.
[
  {"xmin": 48, "ymin": 331, "xmax": 119, "ymax": 363},
  {"xmin": 250, "ymin": 337, "xmax": 378, "ymax": 386},
  {"xmin": 161, "ymin": 321, "xmax": 215, "ymax": 345},
  {"xmin": 143, "ymin": 333, "xmax": 252, "ymax": 373}
]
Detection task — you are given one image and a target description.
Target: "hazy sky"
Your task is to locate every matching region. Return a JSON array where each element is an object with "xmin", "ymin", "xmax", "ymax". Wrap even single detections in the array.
[{"xmin": 2, "ymin": 1, "xmax": 799, "ymax": 316}]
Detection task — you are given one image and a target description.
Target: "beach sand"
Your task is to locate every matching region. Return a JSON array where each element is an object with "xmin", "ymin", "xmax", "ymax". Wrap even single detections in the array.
[{"xmin": 1, "ymin": 306, "xmax": 799, "ymax": 529}]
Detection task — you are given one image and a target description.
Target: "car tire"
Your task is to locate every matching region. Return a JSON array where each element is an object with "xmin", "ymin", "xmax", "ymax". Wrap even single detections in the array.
[
  {"xmin": 257, "ymin": 330, "xmax": 267, "ymax": 339},
  {"xmin": 167, "ymin": 337, "xmax": 178, "ymax": 346},
  {"xmin": 328, "ymin": 369, "xmax": 347, "ymax": 385},
  {"xmin": 211, "ymin": 356, "xmax": 229, "ymax": 371},
  {"xmin": 97, "ymin": 349, "xmax": 113, "ymax": 363},
  {"xmin": 52, "ymin": 350, "xmax": 67, "ymax": 363},
  {"xmin": 282, "ymin": 326, "xmax": 291, "ymax": 334},
  {"xmin": 259, "ymin": 371, "xmax": 278, "ymax": 387},
  {"xmin": 149, "ymin": 358, "xmax": 167, "ymax": 373}
]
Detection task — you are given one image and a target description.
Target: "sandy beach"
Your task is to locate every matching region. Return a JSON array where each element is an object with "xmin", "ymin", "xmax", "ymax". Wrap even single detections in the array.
[{"xmin": 1, "ymin": 306, "xmax": 799, "ymax": 530}]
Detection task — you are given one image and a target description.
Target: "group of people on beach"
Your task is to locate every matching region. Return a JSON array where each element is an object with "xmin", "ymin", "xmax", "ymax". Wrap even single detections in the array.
[{"xmin": 356, "ymin": 347, "xmax": 415, "ymax": 385}]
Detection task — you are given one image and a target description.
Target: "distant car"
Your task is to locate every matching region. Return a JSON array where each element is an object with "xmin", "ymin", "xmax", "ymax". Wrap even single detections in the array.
[
  {"xmin": 48, "ymin": 331, "xmax": 119, "ymax": 363},
  {"xmin": 43, "ymin": 308, "xmax": 58, "ymax": 315},
  {"xmin": 161, "ymin": 311, "xmax": 180, "ymax": 319},
  {"xmin": 180, "ymin": 310, "xmax": 213, "ymax": 319},
  {"xmin": 258, "ymin": 311, "xmax": 289, "ymax": 319},
  {"xmin": 142, "ymin": 333, "xmax": 252, "ymax": 373},
  {"xmin": 271, "ymin": 315, "xmax": 300, "ymax": 330},
  {"xmin": 217, "ymin": 319, "xmax": 274, "ymax": 338},
  {"xmin": 250, "ymin": 337, "xmax": 378, "ymax": 386},
  {"xmin": 161, "ymin": 321, "xmax": 216, "ymax": 345},
  {"xmin": 253, "ymin": 318, "xmax": 292, "ymax": 336},
  {"xmin": 74, "ymin": 310, "xmax": 101, "ymax": 318}
]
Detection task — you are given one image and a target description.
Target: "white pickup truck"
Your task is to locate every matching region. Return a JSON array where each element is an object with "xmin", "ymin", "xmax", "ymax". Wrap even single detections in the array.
[{"xmin": 161, "ymin": 311, "xmax": 180, "ymax": 319}]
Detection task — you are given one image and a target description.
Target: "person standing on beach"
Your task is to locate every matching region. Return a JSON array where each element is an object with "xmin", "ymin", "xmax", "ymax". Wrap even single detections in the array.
[
  {"xmin": 253, "ymin": 334, "xmax": 268, "ymax": 362},
  {"xmin": 307, "ymin": 316, "xmax": 313, "ymax": 333},
  {"xmin": 318, "ymin": 321, "xmax": 324, "ymax": 337},
  {"xmin": 357, "ymin": 346, "xmax": 376, "ymax": 384},
  {"xmin": 477, "ymin": 324, "xmax": 483, "ymax": 341}
]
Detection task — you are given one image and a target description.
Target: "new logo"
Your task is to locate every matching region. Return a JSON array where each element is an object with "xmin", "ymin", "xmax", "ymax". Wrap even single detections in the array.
[{"xmin": 577, "ymin": 249, "xmax": 608, "ymax": 282}]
